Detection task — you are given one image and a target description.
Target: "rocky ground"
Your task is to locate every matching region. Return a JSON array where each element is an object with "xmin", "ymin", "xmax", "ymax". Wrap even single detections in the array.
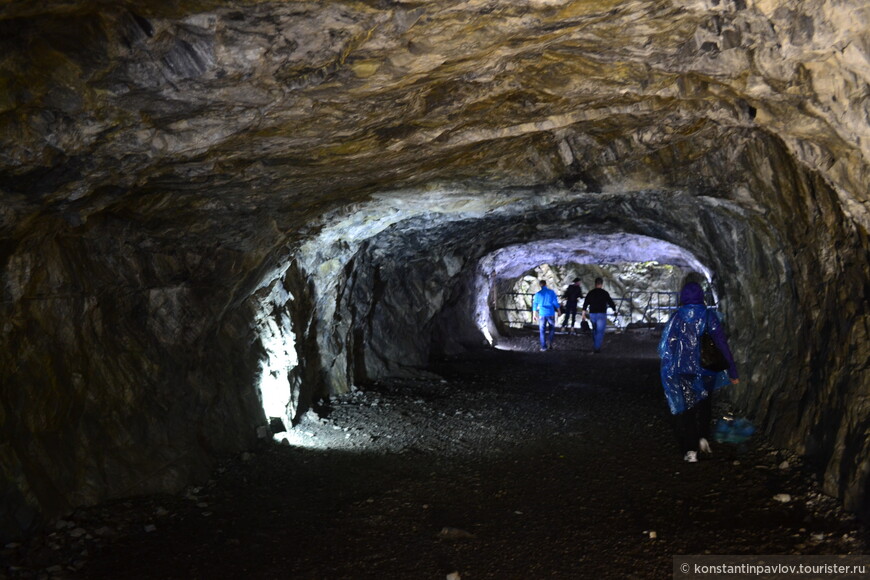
[{"xmin": 3, "ymin": 329, "xmax": 868, "ymax": 579}]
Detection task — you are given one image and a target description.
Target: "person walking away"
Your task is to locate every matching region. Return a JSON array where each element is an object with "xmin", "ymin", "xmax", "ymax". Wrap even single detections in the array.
[
  {"xmin": 658, "ymin": 281, "xmax": 740, "ymax": 463},
  {"xmin": 581, "ymin": 277, "xmax": 616, "ymax": 353},
  {"xmin": 561, "ymin": 278, "xmax": 584, "ymax": 333},
  {"xmin": 532, "ymin": 280, "xmax": 561, "ymax": 351}
]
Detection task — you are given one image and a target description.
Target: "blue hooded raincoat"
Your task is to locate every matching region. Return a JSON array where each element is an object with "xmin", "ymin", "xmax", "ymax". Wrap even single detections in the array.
[{"xmin": 658, "ymin": 283, "xmax": 738, "ymax": 415}]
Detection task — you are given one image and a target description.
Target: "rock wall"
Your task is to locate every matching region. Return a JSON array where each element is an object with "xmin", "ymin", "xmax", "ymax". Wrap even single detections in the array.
[{"xmin": 0, "ymin": 212, "xmax": 275, "ymax": 538}]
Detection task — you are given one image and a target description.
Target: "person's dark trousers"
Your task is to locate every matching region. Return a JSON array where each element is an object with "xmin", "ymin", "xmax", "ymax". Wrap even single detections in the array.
[
  {"xmin": 675, "ymin": 394, "xmax": 713, "ymax": 453},
  {"xmin": 561, "ymin": 304, "xmax": 577, "ymax": 328}
]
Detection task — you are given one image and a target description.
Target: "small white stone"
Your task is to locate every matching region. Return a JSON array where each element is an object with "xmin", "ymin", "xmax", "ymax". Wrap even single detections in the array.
[{"xmin": 773, "ymin": 493, "xmax": 792, "ymax": 503}]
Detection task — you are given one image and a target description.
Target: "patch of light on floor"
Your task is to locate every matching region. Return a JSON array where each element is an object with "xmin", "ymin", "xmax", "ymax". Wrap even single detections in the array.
[
  {"xmin": 272, "ymin": 430, "xmax": 319, "ymax": 448},
  {"xmin": 272, "ymin": 408, "xmax": 376, "ymax": 452},
  {"xmin": 272, "ymin": 427, "xmax": 390, "ymax": 452}
]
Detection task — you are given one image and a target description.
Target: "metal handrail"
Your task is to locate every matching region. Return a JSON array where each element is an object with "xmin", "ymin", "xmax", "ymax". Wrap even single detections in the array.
[{"xmin": 495, "ymin": 290, "xmax": 684, "ymax": 329}]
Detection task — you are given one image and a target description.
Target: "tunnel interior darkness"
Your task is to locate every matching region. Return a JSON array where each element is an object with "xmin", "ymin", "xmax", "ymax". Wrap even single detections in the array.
[{"xmin": 1, "ymin": 2, "xmax": 869, "ymax": 542}]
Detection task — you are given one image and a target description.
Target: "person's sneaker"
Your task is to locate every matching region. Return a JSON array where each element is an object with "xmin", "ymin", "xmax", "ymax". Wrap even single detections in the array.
[
  {"xmin": 540, "ymin": 346, "xmax": 547, "ymax": 351},
  {"xmin": 699, "ymin": 438, "xmax": 712, "ymax": 455},
  {"xmin": 684, "ymin": 451, "xmax": 698, "ymax": 463}
]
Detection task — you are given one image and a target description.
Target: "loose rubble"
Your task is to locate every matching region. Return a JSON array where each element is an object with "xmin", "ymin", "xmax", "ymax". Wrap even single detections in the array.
[{"xmin": 3, "ymin": 330, "xmax": 867, "ymax": 579}]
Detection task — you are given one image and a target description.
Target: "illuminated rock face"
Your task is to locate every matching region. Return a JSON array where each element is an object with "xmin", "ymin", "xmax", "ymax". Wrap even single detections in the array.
[{"xmin": 0, "ymin": 1, "xmax": 868, "ymax": 537}]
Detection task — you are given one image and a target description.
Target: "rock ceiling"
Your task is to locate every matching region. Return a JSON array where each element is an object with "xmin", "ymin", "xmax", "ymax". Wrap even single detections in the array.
[{"xmin": 1, "ymin": 0, "xmax": 867, "ymax": 247}]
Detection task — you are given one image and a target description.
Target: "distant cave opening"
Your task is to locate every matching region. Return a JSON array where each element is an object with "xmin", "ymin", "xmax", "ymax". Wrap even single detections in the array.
[
  {"xmin": 471, "ymin": 234, "xmax": 718, "ymax": 347},
  {"xmin": 490, "ymin": 262, "xmax": 688, "ymax": 332}
]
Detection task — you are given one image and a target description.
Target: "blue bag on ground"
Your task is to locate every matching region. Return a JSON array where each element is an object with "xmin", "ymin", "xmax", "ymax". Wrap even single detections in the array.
[{"xmin": 713, "ymin": 417, "xmax": 755, "ymax": 443}]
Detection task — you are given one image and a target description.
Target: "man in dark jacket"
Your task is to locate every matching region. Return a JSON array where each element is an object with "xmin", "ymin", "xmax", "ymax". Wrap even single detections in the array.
[
  {"xmin": 560, "ymin": 278, "xmax": 583, "ymax": 333},
  {"xmin": 582, "ymin": 277, "xmax": 617, "ymax": 353}
]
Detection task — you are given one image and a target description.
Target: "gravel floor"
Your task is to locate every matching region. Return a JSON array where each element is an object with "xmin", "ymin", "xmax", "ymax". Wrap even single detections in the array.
[{"xmin": 4, "ymin": 329, "xmax": 868, "ymax": 579}]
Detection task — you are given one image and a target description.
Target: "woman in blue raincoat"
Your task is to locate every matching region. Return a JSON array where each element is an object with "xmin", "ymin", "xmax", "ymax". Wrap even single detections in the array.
[{"xmin": 659, "ymin": 282, "xmax": 740, "ymax": 463}]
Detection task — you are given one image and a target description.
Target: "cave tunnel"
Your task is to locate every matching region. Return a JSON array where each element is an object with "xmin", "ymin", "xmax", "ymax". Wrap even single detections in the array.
[
  {"xmin": 255, "ymin": 202, "xmax": 720, "ymax": 431},
  {"xmin": 1, "ymin": 0, "xmax": 869, "ymax": 573}
]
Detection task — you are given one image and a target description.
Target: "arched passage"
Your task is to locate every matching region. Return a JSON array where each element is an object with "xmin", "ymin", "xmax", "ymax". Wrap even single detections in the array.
[
  {"xmin": 471, "ymin": 233, "xmax": 713, "ymax": 343},
  {"xmin": 236, "ymin": 143, "xmax": 865, "ymax": 522},
  {"xmin": 259, "ymin": 186, "xmax": 782, "ymax": 421}
]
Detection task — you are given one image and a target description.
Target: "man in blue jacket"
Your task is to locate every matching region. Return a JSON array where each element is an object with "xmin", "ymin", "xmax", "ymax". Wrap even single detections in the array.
[{"xmin": 532, "ymin": 280, "xmax": 561, "ymax": 351}]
